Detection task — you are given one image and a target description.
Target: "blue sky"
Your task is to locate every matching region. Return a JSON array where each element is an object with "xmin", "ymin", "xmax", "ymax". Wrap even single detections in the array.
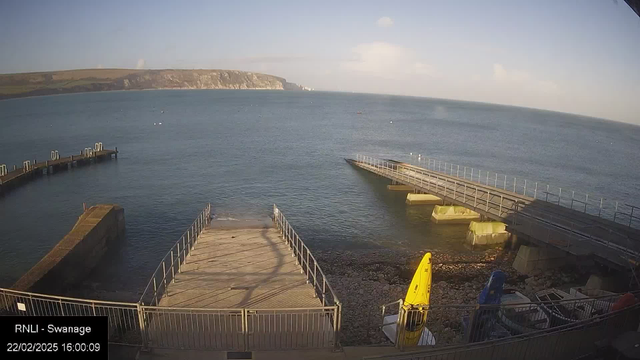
[{"xmin": 1, "ymin": 0, "xmax": 639, "ymax": 124}]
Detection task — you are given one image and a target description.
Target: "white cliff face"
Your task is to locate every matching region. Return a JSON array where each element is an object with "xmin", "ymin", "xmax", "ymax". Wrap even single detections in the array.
[
  {"xmin": 123, "ymin": 70, "xmax": 286, "ymax": 90},
  {"xmin": 0, "ymin": 69, "xmax": 304, "ymax": 100}
]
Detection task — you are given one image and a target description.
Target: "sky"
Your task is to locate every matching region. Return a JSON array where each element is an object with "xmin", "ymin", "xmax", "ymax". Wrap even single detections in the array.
[{"xmin": 1, "ymin": 0, "xmax": 639, "ymax": 124}]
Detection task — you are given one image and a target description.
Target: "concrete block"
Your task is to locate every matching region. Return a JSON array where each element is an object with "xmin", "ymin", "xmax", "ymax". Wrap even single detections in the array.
[
  {"xmin": 585, "ymin": 275, "xmax": 619, "ymax": 292},
  {"xmin": 466, "ymin": 221, "xmax": 510, "ymax": 246},
  {"xmin": 512, "ymin": 245, "xmax": 567, "ymax": 275},
  {"xmin": 406, "ymin": 193, "xmax": 442, "ymax": 205},
  {"xmin": 387, "ymin": 184, "xmax": 414, "ymax": 191},
  {"xmin": 12, "ymin": 204, "xmax": 125, "ymax": 293},
  {"xmin": 430, "ymin": 205, "xmax": 481, "ymax": 224}
]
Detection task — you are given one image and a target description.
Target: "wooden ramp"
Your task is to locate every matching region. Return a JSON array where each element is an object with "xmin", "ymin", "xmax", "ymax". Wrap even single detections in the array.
[{"xmin": 159, "ymin": 221, "xmax": 321, "ymax": 309}]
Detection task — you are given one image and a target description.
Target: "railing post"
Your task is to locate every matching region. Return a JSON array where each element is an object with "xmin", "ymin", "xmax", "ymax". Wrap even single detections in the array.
[
  {"xmin": 182, "ymin": 236, "xmax": 187, "ymax": 264},
  {"xmin": 153, "ymin": 278, "xmax": 158, "ymax": 306},
  {"xmin": 313, "ymin": 262, "xmax": 318, "ymax": 298},
  {"xmin": 333, "ymin": 304, "xmax": 341, "ymax": 350},
  {"xmin": 599, "ymin": 198, "xmax": 603, "ymax": 217},
  {"xmin": 503, "ymin": 175, "xmax": 506, "ymax": 190},
  {"xmin": 486, "ymin": 191, "xmax": 490, "ymax": 211},
  {"xmin": 457, "ymin": 165, "xmax": 460, "ymax": 177},
  {"xmin": 534, "ymin": 182, "xmax": 538, "ymax": 199},
  {"xmin": 137, "ymin": 303, "xmax": 148, "ymax": 350},
  {"xmin": 177, "ymin": 242, "xmax": 181, "ymax": 273},
  {"xmin": 322, "ymin": 278, "xmax": 327, "ymax": 306},
  {"xmin": 558, "ymin": 188, "xmax": 562, "ymax": 205},
  {"xmin": 306, "ymin": 246, "xmax": 310, "ymax": 277},
  {"xmin": 242, "ymin": 308, "xmax": 249, "ymax": 352},
  {"xmin": 171, "ymin": 250, "xmax": 175, "ymax": 283},
  {"xmin": 453, "ymin": 181, "xmax": 457, "ymax": 199},
  {"xmin": 571, "ymin": 191, "xmax": 575, "ymax": 209},
  {"xmin": 585, "ymin": 194, "xmax": 589, "ymax": 213},
  {"xmin": 474, "ymin": 187, "xmax": 478, "ymax": 208},
  {"xmin": 546, "ymin": 184, "xmax": 550, "ymax": 201},
  {"xmin": 486, "ymin": 171, "xmax": 489, "ymax": 185},
  {"xmin": 463, "ymin": 184, "xmax": 467, "ymax": 203},
  {"xmin": 464, "ymin": 166, "xmax": 466, "ymax": 179},
  {"xmin": 162, "ymin": 261, "xmax": 167, "ymax": 295},
  {"xmin": 513, "ymin": 177, "xmax": 516, "ymax": 192},
  {"xmin": 523, "ymin": 179, "xmax": 527, "ymax": 196},
  {"xmin": 499, "ymin": 195, "xmax": 503, "ymax": 216},
  {"xmin": 494, "ymin": 173, "xmax": 497, "ymax": 187}
]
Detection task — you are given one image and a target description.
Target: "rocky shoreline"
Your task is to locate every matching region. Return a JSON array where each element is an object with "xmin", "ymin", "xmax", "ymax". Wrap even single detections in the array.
[{"xmin": 315, "ymin": 247, "xmax": 593, "ymax": 346}]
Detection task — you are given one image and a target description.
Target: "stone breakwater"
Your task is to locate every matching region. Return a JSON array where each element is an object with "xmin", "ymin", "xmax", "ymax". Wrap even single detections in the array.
[{"xmin": 315, "ymin": 248, "xmax": 592, "ymax": 346}]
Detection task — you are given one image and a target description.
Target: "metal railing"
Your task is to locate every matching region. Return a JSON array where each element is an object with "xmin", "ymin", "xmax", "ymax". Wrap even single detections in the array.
[
  {"xmin": 0, "ymin": 205, "xmax": 341, "ymax": 351},
  {"xmin": 369, "ymin": 297, "xmax": 640, "ymax": 359},
  {"xmin": 403, "ymin": 153, "xmax": 640, "ymax": 229},
  {"xmin": 272, "ymin": 204, "xmax": 342, "ymax": 346},
  {"xmin": 353, "ymin": 155, "xmax": 640, "ymax": 268},
  {"xmin": 385, "ymin": 290, "xmax": 627, "ymax": 350},
  {"xmin": 139, "ymin": 203, "xmax": 212, "ymax": 306},
  {"xmin": 0, "ymin": 287, "xmax": 142, "ymax": 345}
]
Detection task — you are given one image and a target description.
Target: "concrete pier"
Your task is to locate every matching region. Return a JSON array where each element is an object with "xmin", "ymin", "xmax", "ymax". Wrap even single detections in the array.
[
  {"xmin": 430, "ymin": 205, "xmax": 481, "ymax": 224},
  {"xmin": 406, "ymin": 193, "xmax": 442, "ymax": 205},
  {"xmin": 512, "ymin": 245, "xmax": 568, "ymax": 275},
  {"xmin": 12, "ymin": 204, "xmax": 125, "ymax": 293},
  {"xmin": 466, "ymin": 221, "xmax": 510, "ymax": 246}
]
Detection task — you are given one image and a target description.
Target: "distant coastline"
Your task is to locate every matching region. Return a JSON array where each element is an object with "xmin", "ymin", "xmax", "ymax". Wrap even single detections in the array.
[{"xmin": 0, "ymin": 68, "xmax": 309, "ymax": 100}]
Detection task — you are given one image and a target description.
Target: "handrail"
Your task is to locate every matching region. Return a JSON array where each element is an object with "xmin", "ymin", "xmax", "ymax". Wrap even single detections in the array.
[
  {"xmin": 272, "ymin": 204, "xmax": 341, "ymax": 308},
  {"xmin": 369, "ymin": 301, "xmax": 640, "ymax": 359},
  {"xmin": 139, "ymin": 203, "xmax": 212, "ymax": 306}
]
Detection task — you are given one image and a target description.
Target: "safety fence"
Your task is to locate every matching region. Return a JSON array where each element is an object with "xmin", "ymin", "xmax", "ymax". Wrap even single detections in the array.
[
  {"xmin": 404, "ymin": 153, "xmax": 640, "ymax": 229},
  {"xmin": 272, "ymin": 204, "xmax": 342, "ymax": 345},
  {"xmin": 139, "ymin": 204, "xmax": 212, "ymax": 306},
  {"xmin": 353, "ymin": 155, "xmax": 640, "ymax": 269},
  {"xmin": 0, "ymin": 287, "xmax": 143, "ymax": 345},
  {"xmin": 369, "ymin": 298, "xmax": 640, "ymax": 359}
]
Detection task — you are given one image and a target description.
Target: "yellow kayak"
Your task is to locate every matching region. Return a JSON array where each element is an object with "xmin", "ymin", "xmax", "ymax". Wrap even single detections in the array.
[{"xmin": 403, "ymin": 252, "xmax": 432, "ymax": 346}]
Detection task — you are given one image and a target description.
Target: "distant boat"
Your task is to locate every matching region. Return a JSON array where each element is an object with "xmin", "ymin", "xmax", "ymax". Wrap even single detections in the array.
[
  {"xmin": 161, "ymin": 110, "xmax": 164, "ymax": 113},
  {"xmin": 357, "ymin": 111, "xmax": 362, "ymax": 114},
  {"xmin": 158, "ymin": 122, "xmax": 162, "ymax": 125},
  {"xmin": 390, "ymin": 121, "xmax": 393, "ymax": 124},
  {"xmin": 153, "ymin": 123, "xmax": 157, "ymax": 126}
]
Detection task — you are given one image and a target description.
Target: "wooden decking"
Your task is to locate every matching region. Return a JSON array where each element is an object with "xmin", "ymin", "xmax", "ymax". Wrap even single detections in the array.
[{"xmin": 159, "ymin": 222, "xmax": 321, "ymax": 309}]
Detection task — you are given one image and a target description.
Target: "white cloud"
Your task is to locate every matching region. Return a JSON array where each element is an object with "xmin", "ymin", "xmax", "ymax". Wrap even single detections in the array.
[
  {"xmin": 97, "ymin": 64, "xmax": 104, "ymax": 69},
  {"xmin": 492, "ymin": 63, "xmax": 559, "ymax": 94},
  {"xmin": 377, "ymin": 17, "xmax": 394, "ymax": 28},
  {"xmin": 136, "ymin": 59, "xmax": 145, "ymax": 69},
  {"xmin": 341, "ymin": 42, "xmax": 434, "ymax": 79}
]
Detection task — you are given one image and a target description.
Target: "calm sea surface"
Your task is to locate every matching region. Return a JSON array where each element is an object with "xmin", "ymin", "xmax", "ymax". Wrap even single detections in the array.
[{"xmin": 1, "ymin": 90, "xmax": 639, "ymax": 299}]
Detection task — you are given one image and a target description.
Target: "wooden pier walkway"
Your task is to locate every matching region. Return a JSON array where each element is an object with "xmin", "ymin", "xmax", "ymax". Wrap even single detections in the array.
[
  {"xmin": 349, "ymin": 156, "xmax": 640, "ymax": 270},
  {"xmin": 0, "ymin": 145, "xmax": 117, "ymax": 193},
  {"xmin": 159, "ymin": 221, "xmax": 321, "ymax": 309}
]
